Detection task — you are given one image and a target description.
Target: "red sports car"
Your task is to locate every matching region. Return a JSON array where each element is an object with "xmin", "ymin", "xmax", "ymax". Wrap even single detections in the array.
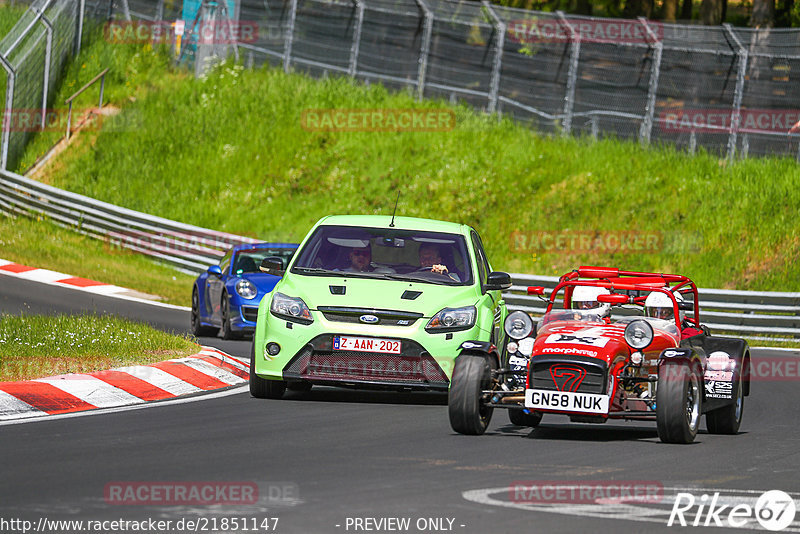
[{"xmin": 448, "ymin": 266, "xmax": 751, "ymax": 444}]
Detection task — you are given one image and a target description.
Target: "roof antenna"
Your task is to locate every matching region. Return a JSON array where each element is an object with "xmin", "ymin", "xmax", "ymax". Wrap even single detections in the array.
[{"xmin": 389, "ymin": 191, "xmax": 400, "ymax": 227}]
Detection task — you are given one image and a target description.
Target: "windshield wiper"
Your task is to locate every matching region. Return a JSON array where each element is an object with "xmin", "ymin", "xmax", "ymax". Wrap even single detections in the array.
[{"xmin": 293, "ymin": 267, "xmax": 343, "ymax": 276}]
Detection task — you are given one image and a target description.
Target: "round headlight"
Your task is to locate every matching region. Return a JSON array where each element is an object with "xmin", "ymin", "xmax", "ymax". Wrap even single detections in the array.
[
  {"xmin": 504, "ymin": 311, "xmax": 534, "ymax": 340},
  {"xmin": 235, "ymin": 279, "xmax": 257, "ymax": 299},
  {"xmin": 624, "ymin": 320, "xmax": 654, "ymax": 350}
]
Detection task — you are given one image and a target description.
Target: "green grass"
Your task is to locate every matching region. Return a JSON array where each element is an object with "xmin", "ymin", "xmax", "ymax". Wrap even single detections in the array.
[
  {"xmin": 24, "ymin": 53, "xmax": 800, "ymax": 292},
  {"xmin": 0, "ymin": 313, "xmax": 199, "ymax": 381},
  {"xmin": 0, "ymin": 215, "xmax": 196, "ymax": 306}
]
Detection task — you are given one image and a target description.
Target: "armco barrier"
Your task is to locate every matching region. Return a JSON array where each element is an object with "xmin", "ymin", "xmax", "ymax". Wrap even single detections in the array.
[{"xmin": 1, "ymin": 170, "xmax": 798, "ymax": 339}]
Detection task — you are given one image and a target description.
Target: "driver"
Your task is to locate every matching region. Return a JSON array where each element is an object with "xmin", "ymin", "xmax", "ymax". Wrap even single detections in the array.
[
  {"xmin": 570, "ymin": 285, "xmax": 612, "ymax": 320},
  {"xmin": 418, "ymin": 243, "xmax": 449, "ymax": 275},
  {"xmin": 645, "ymin": 291, "xmax": 703, "ymax": 339},
  {"xmin": 345, "ymin": 245, "xmax": 373, "ymax": 272}
]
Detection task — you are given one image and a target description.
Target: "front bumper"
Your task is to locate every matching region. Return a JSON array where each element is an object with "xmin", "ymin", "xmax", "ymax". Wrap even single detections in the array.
[{"xmin": 253, "ymin": 306, "xmax": 489, "ymax": 390}]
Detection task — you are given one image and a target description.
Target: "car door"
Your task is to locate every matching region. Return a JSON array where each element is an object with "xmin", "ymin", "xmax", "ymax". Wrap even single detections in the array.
[
  {"xmin": 470, "ymin": 231, "xmax": 506, "ymax": 349},
  {"xmin": 208, "ymin": 249, "xmax": 232, "ymax": 324}
]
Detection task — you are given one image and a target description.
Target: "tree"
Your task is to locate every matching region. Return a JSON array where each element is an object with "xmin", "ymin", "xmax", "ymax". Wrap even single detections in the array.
[
  {"xmin": 663, "ymin": 0, "xmax": 679, "ymax": 21},
  {"xmin": 700, "ymin": 0, "xmax": 726, "ymax": 24},
  {"xmin": 751, "ymin": 0, "xmax": 776, "ymax": 26}
]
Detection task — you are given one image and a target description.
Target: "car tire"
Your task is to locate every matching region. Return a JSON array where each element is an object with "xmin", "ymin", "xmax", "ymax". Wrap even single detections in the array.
[
  {"xmin": 448, "ymin": 352, "xmax": 496, "ymax": 435},
  {"xmin": 191, "ymin": 287, "xmax": 217, "ymax": 337},
  {"xmin": 249, "ymin": 342, "xmax": 286, "ymax": 399},
  {"xmin": 656, "ymin": 360, "xmax": 703, "ymax": 444},
  {"xmin": 221, "ymin": 293, "xmax": 241, "ymax": 340},
  {"xmin": 705, "ymin": 375, "xmax": 744, "ymax": 435},
  {"xmin": 508, "ymin": 408, "xmax": 543, "ymax": 428}
]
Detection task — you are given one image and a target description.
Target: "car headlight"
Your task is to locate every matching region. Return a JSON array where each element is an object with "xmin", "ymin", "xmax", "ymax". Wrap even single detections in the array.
[
  {"xmin": 425, "ymin": 306, "xmax": 476, "ymax": 332},
  {"xmin": 504, "ymin": 311, "xmax": 534, "ymax": 340},
  {"xmin": 624, "ymin": 320, "xmax": 654, "ymax": 350},
  {"xmin": 270, "ymin": 292, "xmax": 313, "ymax": 324},
  {"xmin": 235, "ymin": 279, "xmax": 258, "ymax": 299}
]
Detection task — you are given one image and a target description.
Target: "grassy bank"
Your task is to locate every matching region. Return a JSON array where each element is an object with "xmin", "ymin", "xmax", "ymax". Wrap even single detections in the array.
[
  {"xmin": 0, "ymin": 313, "xmax": 198, "ymax": 381},
  {"xmin": 0, "ymin": 215, "xmax": 195, "ymax": 306},
  {"xmin": 26, "ymin": 56, "xmax": 799, "ymax": 292}
]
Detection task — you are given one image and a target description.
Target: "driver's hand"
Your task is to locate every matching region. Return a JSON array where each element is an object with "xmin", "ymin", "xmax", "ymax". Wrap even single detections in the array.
[{"xmin": 431, "ymin": 264, "xmax": 448, "ymax": 274}]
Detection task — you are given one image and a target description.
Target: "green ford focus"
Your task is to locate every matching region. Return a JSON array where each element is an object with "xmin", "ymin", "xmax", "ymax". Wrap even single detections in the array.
[{"xmin": 249, "ymin": 214, "xmax": 511, "ymax": 399}]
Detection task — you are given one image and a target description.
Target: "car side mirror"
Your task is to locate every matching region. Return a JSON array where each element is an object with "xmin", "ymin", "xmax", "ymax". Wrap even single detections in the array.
[
  {"xmin": 527, "ymin": 286, "xmax": 545, "ymax": 295},
  {"xmin": 260, "ymin": 257, "xmax": 285, "ymax": 276},
  {"xmin": 678, "ymin": 301, "xmax": 693, "ymax": 311},
  {"xmin": 207, "ymin": 265, "xmax": 222, "ymax": 277},
  {"xmin": 485, "ymin": 271, "xmax": 512, "ymax": 291},
  {"xmin": 597, "ymin": 293, "xmax": 629, "ymax": 304}
]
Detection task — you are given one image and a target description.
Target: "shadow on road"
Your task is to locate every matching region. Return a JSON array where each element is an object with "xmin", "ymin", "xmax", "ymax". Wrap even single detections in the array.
[{"xmin": 280, "ymin": 387, "xmax": 448, "ymax": 406}]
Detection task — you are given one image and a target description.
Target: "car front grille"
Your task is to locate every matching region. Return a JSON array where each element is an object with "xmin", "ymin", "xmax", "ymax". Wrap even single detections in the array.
[
  {"xmin": 528, "ymin": 355, "xmax": 607, "ymax": 394},
  {"xmin": 317, "ymin": 306, "xmax": 423, "ymax": 327},
  {"xmin": 241, "ymin": 306, "xmax": 259, "ymax": 322},
  {"xmin": 283, "ymin": 335, "xmax": 448, "ymax": 388}
]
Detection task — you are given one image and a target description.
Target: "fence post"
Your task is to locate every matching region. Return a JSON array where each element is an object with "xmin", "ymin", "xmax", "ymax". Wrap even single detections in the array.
[
  {"xmin": 0, "ymin": 57, "xmax": 15, "ymax": 170},
  {"xmin": 38, "ymin": 12, "xmax": 53, "ymax": 131},
  {"xmin": 121, "ymin": 0, "xmax": 131, "ymax": 21},
  {"xmin": 414, "ymin": 0, "xmax": 433, "ymax": 101},
  {"xmin": 557, "ymin": 11, "xmax": 580, "ymax": 136},
  {"xmin": 75, "ymin": 0, "xmax": 85, "ymax": 56},
  {"xmin": 348, "ymin": 0, "xmax": 365, "ymax": 77},
  {"xmin": 156, "ymin": 0, "xmax": 164, "ymax": 21},
  {"xmin": 638, "ymin": 17, "xmax": 662, "ymax": 146},
  {"xmin": 723, "ymin": 23, "xmax": 748, "ymax": 162},
  {"xmin": 482, "ymin": 1, "xmax": 505, "ymax": 114},
  {"xmin": 283, "ymin": 0, "xmax": 298, "ymax": 73}
]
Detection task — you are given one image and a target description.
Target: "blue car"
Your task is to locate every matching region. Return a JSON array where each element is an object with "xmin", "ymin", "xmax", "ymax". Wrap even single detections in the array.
[{"xmin": 191, "ymin": 242, "xmax": 298, "ymax": 339}]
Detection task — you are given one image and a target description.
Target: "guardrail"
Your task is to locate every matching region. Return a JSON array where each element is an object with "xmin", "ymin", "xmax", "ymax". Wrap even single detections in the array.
[{"xmin": 1, "ymin": 169, "xmax": 797, "ymax": 340}]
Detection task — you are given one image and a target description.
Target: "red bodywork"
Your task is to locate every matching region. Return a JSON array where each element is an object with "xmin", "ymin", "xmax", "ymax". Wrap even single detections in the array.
[{"xmin": 524, "ymin": 266, "xmax": 701, "ymax": 420}]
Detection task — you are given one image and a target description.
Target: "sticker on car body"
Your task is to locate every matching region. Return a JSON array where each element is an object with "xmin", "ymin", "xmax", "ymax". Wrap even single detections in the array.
[
  {"xmin": 545, "ymin": 333, "xmax": 610, "ymax": 348},
  {"xmin": 704, "ymin": 380, "xmax": 734, "ymax": 398}
]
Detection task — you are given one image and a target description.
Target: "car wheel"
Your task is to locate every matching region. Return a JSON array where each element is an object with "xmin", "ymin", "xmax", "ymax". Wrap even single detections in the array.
[
  {"xmin": 656, "ymin": 360, "xmax": 703, "ymax": 444},
  {"xmin": 191, "ymin": 287, "xmax": 217, "ymax": 337},
  {"xmin": 705, "ymin": 375, "xmax": 744, "ymax": 434},
  {"xmin": 508, "ymin": 408, "xmax": 543, "ymax": 428},
  {"xmin": 221, "ymin": 293, "xmax": 241, "ymax": 340},
  {"xmin": 249, "ymin": 342, "xmax": 286, "ymax": 399},
  {"xmin": 448, "ymin": 352, "xmax": 496, "ymax": 435}
]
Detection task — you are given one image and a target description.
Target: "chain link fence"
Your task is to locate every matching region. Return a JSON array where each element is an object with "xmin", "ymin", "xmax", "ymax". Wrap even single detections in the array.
[
  {"xmin": 0, "ymin": 0, "xmax": 84, "ymax": 171},
  {"xmin": 110, "ymin": 0, "xmax": 800, "ymax": 161}
]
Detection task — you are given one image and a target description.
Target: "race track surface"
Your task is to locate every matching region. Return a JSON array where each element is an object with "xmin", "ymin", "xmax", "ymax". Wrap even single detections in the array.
[{"xmin": 2, "ymin": 277, "xmax": 798, "ymax": 533}]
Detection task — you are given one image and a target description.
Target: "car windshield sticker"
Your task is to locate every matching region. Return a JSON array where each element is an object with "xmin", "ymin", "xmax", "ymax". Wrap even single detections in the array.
[{"xmin": 545, "ymin": 333, "xmax": 610, "ymax": 348}]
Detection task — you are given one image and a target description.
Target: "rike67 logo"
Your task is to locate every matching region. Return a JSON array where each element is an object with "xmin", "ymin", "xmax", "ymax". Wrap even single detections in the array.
[{"xmin": 668, "ymin": 490, "xmax": 796, "ymax": 531}]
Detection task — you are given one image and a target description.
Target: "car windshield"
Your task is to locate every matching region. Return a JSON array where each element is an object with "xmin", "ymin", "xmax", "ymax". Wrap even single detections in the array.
[
  {"xmin": 616, "ymin": 316, "xmax": 681, "ymax": 339},
  {"xmin": 233, "ymin": 247, "xmax": 296, "ymax": 275},
  {"xmin": 291, "ymin": 225, "xmax": 473, "ymax": 285},
  {"xmin": 540, "ymin": 309, "xmax": 606, "ymax": 327}
]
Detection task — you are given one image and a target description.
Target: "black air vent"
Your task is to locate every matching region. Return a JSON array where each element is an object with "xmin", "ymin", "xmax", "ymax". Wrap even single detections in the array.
[
  {"xmin": 401, "ymin": 290, "xmax": 422, "ymax": 300},
  {"xmin": 329, "ymin": 286, "xmax": 346, "ymax": 295}
]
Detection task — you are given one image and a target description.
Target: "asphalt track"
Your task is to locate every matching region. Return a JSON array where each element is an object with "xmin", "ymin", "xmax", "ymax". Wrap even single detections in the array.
[{"xmin": 1, "ymin": 277, "xmax": 799, "ymax": 534}]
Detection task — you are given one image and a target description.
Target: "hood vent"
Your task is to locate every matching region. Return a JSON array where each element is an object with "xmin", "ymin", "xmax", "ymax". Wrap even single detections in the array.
[
  {"xmin": 329, "ymin": 285, "xmax": 346, "ymax": 295},
  {"xmin": 401, "ymin": 290, "xmax": 422, "ymax": 300}
]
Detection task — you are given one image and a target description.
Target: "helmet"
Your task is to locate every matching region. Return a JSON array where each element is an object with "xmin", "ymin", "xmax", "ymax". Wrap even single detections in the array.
[
  {"xmin": 645, "ymin": 291, "xmax": 684, "ymax": 322},
  {"xmin": 571, "ymin": 285, "xmax": 611, "ymax": 318}
]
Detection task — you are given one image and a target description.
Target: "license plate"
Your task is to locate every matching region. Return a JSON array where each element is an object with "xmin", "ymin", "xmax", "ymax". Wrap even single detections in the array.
[
  {"xmin": 333, "ymin": 336, "xmax": 401, "ymax": 354},
  {"xmin": 525, "ymin": 389, "xmax": 609, "ymax": 414}
]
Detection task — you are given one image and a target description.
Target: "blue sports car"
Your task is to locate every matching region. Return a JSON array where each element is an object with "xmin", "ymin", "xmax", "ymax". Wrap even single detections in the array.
[{"xmin": 191, "ymin": 242, "xmax": 298, "ymax": 339}]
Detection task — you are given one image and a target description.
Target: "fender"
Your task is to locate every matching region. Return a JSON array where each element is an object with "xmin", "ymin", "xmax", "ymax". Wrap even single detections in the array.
[
  {"xmin": 458, "ymin": 340, "xmax": 501, "ymax": 367},
  {"xmin": 699, "ymin": 336, "xmax": 751, "ymax": 397},
  {"xmin": 658, "ymin": 347, "xmax": 702, "ymax": 367}
]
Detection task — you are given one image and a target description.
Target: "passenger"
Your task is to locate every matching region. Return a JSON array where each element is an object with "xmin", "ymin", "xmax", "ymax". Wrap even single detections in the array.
[{"xmin": 645, "ymin": 291, "xmax": 703, "ymax": 339}]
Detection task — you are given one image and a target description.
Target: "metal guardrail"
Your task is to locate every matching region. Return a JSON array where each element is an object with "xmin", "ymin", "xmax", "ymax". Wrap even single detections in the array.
[{"xmin": 1, "ymin": 170, "xmax": 798, "ymax": 339}]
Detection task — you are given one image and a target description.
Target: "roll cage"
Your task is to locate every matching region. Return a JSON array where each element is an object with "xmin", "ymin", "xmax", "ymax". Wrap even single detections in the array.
[{"xmin": 531, "ymin": 266, "xmax": 701, "ymax": 332}]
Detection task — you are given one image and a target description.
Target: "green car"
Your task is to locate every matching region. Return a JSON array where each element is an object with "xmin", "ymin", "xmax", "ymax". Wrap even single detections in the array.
[{"xmin": 249, "ymin": 214, "xmax": 511, "ymax": 399}]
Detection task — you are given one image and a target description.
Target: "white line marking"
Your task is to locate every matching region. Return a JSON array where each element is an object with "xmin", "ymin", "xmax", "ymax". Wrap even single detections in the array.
[
  {"xmin": 179, "ymin": 358, "xmax": 246, "ymax": 385},
  {"xmin": 0, "ymin": 386, "xmax": 249, "ymax": 426}
]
